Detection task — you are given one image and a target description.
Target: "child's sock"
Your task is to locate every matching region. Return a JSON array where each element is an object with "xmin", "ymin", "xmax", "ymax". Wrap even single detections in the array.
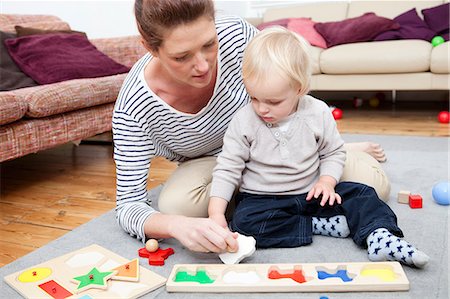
[
  {"xmin": 312, "ymin": 215, "xmax": 350, "ymax": 238},
  {"xmin": 367, "ymin": 228, "xmax": 429, "ymax": 268}
]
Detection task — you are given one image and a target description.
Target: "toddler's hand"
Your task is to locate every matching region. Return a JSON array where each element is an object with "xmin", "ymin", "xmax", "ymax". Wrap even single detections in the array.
[{"xmin": 306, "ymin": 177, "xmax": 341, "ymax": 206}]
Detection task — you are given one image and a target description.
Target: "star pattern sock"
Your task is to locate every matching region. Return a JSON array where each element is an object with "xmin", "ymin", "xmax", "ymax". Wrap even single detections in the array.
[
  {"xmin": 367, "ymin": 228, "xmax": 429, "ymax": 268},
  {"xmin": 312, "ymin": 215, "xmax": 350, "ymax": 238}
]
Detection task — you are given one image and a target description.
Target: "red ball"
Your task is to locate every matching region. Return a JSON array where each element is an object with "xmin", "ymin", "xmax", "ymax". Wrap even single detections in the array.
[
  {"xmin": 438, "ymin": 111, "xmax": 450, "ymax": 123},
  {"xmin": 332, "ymin": 108, "xmax": 343, "ymax": 120}
]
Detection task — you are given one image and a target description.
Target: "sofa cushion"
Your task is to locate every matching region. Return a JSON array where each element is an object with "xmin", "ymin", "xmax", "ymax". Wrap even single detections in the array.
[
  {"xmin": 0, "ymin": 93, "xmax": 27, "ymax": 125},
  {"xmin": 15, "ymin": 25, "xmax": 87, "ymax": 37},
  {"xmin": 314, "ymin": 13, "xmax": 399, "ymax": 47},
  {"xmin": 256, "ymin": 18, "xmax": 289, "ymax": 31},
  {"xmin": 430, "ymin": 42, "xmax": 450, "ymax": 74},
  {"xmin": 5, "ymin": 33, "xmax": 130, "ymax": 85},
  {"xmin": 287, "ymin": 18, "xmax": 327, "ymax": 48},
  {"xmin": 22, "ymin": 74, "xmax": 127, "ymax": 118},
  {"xmin": 422, "ymin": 3, "xmax": 450, "ymax": 34},
  {"xmin": 320, "ymin": 40, "xmax": 432, "ymax": 74},
  {"xmin": 0, "ymin": 31, "xmax": 38, "ymax": 91},
  {"xmin": 347, "ymin": 0, "xmax": 444, "ymax": 19},
  {"xmin": 374, "ymin": 8, "xmax": 436, "ymax": 41},
  {"xmin": 263, "ymin": 2, "xmax": 348, "ymax": 22}
]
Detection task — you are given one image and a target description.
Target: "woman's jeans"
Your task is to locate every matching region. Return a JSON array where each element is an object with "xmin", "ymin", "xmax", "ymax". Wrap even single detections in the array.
[{"xmin": 230, "ymin": 182, "xmax": 402, "ymax": 248}]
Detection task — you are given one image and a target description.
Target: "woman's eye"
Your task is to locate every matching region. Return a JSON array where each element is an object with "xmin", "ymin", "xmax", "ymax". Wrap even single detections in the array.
[{"xmin": 175, "ymin": 56, "xmax": 187, "ymax": 62}]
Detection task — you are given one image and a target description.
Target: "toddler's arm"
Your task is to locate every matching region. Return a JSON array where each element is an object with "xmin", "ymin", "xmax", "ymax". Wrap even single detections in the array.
[{"xmin": 208, "ymin": 196, "xmax": 229, "ymax": 228}]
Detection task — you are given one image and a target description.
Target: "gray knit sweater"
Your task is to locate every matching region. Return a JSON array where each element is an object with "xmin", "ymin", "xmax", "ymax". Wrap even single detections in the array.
[{"xmin": 210, "ymin": 95, "xmax": 346, "ymax": 201}]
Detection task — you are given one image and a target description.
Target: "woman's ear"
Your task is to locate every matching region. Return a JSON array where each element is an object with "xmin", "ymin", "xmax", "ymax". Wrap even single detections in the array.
[{"xmin": 141, "ymin": 38, "xmax": 158, "ymax": 57}]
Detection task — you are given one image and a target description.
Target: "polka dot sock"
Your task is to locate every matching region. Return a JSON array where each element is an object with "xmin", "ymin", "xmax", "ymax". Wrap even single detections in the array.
[
  {"xmin": 312, "ymin": 215, "xmax": 350, "ymax": 238},
  {"xmin": 367, "ymin": 228, "xmax": 429, "ymax": 268}
]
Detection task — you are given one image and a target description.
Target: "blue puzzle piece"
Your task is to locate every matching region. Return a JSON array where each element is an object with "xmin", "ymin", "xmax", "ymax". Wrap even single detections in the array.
[{"xmin": 317, "ymin": 269, "xmax": 353, "ymax": 282}]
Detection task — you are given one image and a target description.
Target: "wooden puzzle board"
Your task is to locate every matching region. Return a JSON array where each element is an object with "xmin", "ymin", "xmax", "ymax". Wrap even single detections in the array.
[
  {"xmin": 4, "ymin": 244, "xmax": 166, "ymax": 299},
  {"xmin": 166, "ymin": 262, "xmax": 409, "ymax": 293}
]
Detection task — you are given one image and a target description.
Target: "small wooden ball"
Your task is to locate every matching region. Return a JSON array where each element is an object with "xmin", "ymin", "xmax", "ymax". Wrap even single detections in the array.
[{"xmin": 145, "ymin": 239, "xmax": 159, "ymax": 252}]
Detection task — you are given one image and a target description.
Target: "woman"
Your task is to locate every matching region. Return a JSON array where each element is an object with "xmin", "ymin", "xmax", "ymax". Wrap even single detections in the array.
[{"xmin": 113, "ymin": 0, "xmax": 389, "ymax": 253}]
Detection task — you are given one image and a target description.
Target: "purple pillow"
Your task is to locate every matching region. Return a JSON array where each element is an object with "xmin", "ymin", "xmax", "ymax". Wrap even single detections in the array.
[
  {"xmin": 4, "ymin": 33, "xmax": 129, "ymax": 85},
  {"xmin": 374, "ymin": 8, "xmax": 436, "ymax": 41},
  {"xmin": 314, "ymin": 13, "xmax": 400, "ymax": 47},
  {"xmin": 422, "ymin": 3, "xmax": 449, "ymax": 34},
  {"xmin": 257, "ymin": 18, "xmax": 290, "ymax": 31}
]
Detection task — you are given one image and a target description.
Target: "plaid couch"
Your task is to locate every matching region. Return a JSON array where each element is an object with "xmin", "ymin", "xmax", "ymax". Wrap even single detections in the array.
[{"xmin": 0, "ymin": 14, "xmax": 147, "ymax": 162}]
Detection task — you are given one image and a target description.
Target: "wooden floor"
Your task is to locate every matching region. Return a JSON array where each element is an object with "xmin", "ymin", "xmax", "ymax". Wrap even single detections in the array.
[{"xmin": 1, "ymin": 102, "xmax": 449, "ymax": 267}]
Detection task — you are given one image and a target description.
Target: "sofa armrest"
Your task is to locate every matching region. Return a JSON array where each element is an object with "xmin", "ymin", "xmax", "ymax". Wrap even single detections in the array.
[
  {"xmin": 0, "ymin": 93, "xmax": 27, "ymax": 125},
  {"xmin": 91, "ymin": 36, "xmax": 148, "ymax": 68},
  {"xmin": 246, "ymin": 17, "xmax": 263, "ymax": 27},
  {"xmin": 10, "ymin": 74, "xmax": 128, "ymax": 118}
]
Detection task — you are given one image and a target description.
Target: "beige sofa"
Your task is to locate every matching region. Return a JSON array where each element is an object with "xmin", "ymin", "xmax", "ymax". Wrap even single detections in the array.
[
  {"xmin": 0, "ymin": 15, "xmax": 147, "ymax": 162},
  {"xmin": 248, "ymin": 0, "xmax": 449, "ymax": 92}
]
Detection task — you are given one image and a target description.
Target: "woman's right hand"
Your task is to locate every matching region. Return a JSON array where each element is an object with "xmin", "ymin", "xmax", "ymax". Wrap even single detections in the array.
[{"xmin": 168, "ymin": 215, "xmax": 238, "ymax": 253}]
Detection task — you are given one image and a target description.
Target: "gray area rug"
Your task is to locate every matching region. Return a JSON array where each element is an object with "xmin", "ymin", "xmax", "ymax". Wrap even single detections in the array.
[{"xmin": 1, "ymin": 134, "xmax": 448, "ymax": 298}]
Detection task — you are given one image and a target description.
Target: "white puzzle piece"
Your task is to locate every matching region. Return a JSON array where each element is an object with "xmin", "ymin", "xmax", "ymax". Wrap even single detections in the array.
[{"xmin": 219, "ymin": 233, "xmax": 256, "ymax": 264}]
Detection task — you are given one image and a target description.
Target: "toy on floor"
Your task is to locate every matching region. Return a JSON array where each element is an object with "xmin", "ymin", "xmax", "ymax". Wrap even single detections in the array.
[
  {"xmin": 431, "ymin": 36, "xmax": 445, "ymax": 47},
  {"xmin": 397, "ymin": 190, "xmax": 410, "ymax": 204},
  {"xmin": 353, "ymin": 97, "xmax": 363, "ymax": 108},
  {"xmin": 4, "ymin": 244, "xmax": 166, "ymax": 299},
  {"xmin": 138, "ymin": 245, "xmax": 174, "ymax": 266},
  {"xmin": 166, "ymin": 261, "xmax": 409, "ymax": 293},
  {"xmin": 437, "ymin": 111, "xmax": 449, "ymax": 123},
  {"xmin": 219, "ymin": 233, "xmax": 256, "ymax": 264},
  {"xmin": 432, "ymin": 181, "xmax": 450, "ymax": 205},
  {"xmin": 329, "ymin": 106, "xmax": 343, "ymax": 120},
  {"xmin": 408, "ymin": 194, "xmax": 423, "ymax": 209}
]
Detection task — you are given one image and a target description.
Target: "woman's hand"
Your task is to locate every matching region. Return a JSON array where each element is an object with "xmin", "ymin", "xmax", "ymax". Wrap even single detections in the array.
[
  {"xmin": 168, "ymin": 215, "xmax": 238, "ymax": 253},
  {"xmin": 306, "ymin": 175, "xmax": 341, "ymax": 206}
]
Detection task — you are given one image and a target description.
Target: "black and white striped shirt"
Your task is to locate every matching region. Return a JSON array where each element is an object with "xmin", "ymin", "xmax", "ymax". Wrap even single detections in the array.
[{"xmin": 113, "ymin": 16, "xmax": 258, "ymax": 241}]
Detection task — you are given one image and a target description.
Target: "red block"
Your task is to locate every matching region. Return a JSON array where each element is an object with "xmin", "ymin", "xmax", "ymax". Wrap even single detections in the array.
[{"xmin": 409, "ymin": 194, "xmax": 422, "ymax": 209}]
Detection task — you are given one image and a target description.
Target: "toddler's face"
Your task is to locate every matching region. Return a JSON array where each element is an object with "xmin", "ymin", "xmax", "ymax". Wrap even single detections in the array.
[{"xmin": 245, "ymin": 73, "xmax": 300, "ymax": 124}]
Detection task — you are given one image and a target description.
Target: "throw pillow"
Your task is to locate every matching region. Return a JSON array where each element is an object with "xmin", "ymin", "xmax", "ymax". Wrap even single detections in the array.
[
  {"xmin": 374, "ymin": 8, "xmax": 436, "ymax": 42},
  {"xmin": 422, "ymin": 3, "xmax": 449, "ymax": 34},
  {"xmin": 257, "ymin": 18, "xmax": 290, "ymax": 31},
  {"xmin": 15, "ymin": 25, "xmax": 87, "ymax": 37},
  {"xmin": 287, "ymin": 18, "xmax": 327, "ymax": 48},
  {"xmin": 314, "ymin": 13, "xmax": 400, "ymax": 47},
  {"xmin": 4, "ymin": 33, "xmax": 130, "ymax": 85},
  {"xmin": 0, "ymin": 31, "xmax": 38, "ymax": 91}
]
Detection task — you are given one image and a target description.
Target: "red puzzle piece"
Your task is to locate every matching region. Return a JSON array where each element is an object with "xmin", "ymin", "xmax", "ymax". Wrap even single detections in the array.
[
  {"xmin": 38, "ymin": 280, "xmax": 72, "ymax": 299},
  {"xmin": 267, "ymin": 265, "xmax": 307, "ymax": 283},
  {"xmin": 409, "ymin": 194, "xmax": 422, "ymax": 209},
  {"xmin": 138, "ymin": 247, "xmax": 174, "ymax": 266}
]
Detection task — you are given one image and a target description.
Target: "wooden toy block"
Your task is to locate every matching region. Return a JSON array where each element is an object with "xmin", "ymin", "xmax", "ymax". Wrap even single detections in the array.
[
  {"xmin": 4, "ymin": 244, "xmax": 166, "ymax": 299},
  {"xmin": 409, "ymin": 194, "xmax": 423, "ymax": 209},
  {"xmin": 166, "ymin": 262, "xmax": 409, "ymax": 293},
  {"xmin": 397, "ymin": 190, "xmax": 410, "ymax": 204}
]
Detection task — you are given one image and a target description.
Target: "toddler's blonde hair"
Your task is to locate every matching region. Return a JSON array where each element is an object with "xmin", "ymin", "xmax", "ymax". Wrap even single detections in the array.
[{"xmin": 242, "ymin": 26, "xmax": 312, "ymax": 96}]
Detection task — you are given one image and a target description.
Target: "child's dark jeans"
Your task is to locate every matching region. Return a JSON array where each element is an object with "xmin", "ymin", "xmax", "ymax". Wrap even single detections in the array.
[{"xmin": 229, "ymin": 182, "xmax": 403, "ymax": 248}]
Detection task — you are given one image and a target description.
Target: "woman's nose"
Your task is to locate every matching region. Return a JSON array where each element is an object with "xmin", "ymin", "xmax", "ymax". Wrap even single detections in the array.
[{"xmin": 194, "ymin": 54, "xmax": 208, "ymax": 73}]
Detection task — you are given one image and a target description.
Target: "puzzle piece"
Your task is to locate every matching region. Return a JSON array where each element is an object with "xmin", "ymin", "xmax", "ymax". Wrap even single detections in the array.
[
  {"xmin": 38, "ymin": 280, "xmax": 72, "ymax": 299},
  {"xmin": 138, "ymin": 247, "xmax": 174, "ymax": 266},
  {"xmin": 317, "ymin": 269, "xmax": 353, "ymax": 282},
  {"xmin": 111, "ymin": 258, "xmax": 140, "ymax": 281},
  {"xmin": 71, "ymin": 267, "xmax": 116, "ymax": 293},
  {"xmin": 174, "ymin": 269, "xmax": 215, "ymax": 284},
  {"xmin": 219, "ymin": 233, "xmax": 256, "ymax": 264},
  {"xmin": 267, "ymin": 265, "xmax": 307, "ymax": 284}
]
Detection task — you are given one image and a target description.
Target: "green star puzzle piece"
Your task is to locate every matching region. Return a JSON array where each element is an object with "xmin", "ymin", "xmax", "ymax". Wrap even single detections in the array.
[{"xmin": 72, "ymin": 267, "xmax": 116, "ymax": 293}]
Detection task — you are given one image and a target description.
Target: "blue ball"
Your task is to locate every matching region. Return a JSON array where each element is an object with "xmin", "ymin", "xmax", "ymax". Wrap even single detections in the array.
[{"xmin": 432, "ymin": 182, "xmax": 450, "ymax": 205}]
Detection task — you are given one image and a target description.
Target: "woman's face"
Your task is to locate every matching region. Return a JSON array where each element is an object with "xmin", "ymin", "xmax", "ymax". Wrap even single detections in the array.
[{"xmin": 154, "ymin": 16, "xmax": 218, "ymax": 89}]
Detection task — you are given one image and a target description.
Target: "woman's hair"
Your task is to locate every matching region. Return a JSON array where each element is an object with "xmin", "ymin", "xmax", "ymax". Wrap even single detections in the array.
[
  {"xmin": 242, "ymin": 26, "xmax": 312, "ymax": 96},
  {"xmin": 135, "ymin": 0, "xmax": 215, "ymax": 52}
]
